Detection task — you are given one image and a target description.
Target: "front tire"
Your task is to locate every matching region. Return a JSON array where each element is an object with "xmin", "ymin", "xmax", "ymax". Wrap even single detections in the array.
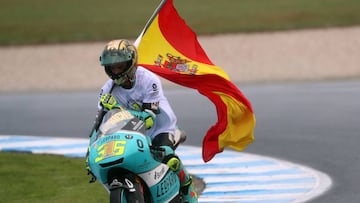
[
  {"xmin": 109, "ymin": 177, "xmax": 145, "ymax": 203},
  {"xmin": 110, "ymin": 186, "xmax": 123, "ymax": 203}
]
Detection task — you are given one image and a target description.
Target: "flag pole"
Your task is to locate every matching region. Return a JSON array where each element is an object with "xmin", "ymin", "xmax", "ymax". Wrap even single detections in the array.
[
  {"xmin": 143, "ymin": 0, "xmax": 168, "ymax": 34},
  {"xmin": 134, "ymin": 0, "xmax": 168, "ymax": 46}
]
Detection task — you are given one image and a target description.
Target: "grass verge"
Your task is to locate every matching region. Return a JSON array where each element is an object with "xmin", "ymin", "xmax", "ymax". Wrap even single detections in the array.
[
  {"xmin": 1, "ymin": 0, "xmax": 360, "ymax": 45},
  {"xmin": 0, "ymin": 152, "xmax": 107, "ymax": 202},
  {"xmin": 0, "ymin": 151, "xmax": 204, "ymax": 202}
]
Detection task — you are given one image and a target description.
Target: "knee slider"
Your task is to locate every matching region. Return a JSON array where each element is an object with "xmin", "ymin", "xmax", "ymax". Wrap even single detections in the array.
[{"xmin": 163, "ymin": 154, "xmax": 180, "ymax": 171}]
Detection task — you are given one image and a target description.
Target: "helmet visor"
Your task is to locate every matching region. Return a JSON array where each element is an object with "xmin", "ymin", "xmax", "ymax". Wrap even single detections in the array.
[
  {"xmin": 100, "ymin": 50, "xmax": 132, "ymax": 66},
  {"xmin": 108, "ymin": 62, "xmax": 128, "ymax": 75}
]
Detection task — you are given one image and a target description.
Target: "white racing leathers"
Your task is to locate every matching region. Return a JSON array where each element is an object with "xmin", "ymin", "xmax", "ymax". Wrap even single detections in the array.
[{"xmin": 98, "ymin": 66, "xmax": 177, "ymax": 139}]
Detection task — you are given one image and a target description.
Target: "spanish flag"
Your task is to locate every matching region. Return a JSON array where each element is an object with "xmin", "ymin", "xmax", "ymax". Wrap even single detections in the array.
[{"xmin": 135, "ymin": 0, "xmax": 256, "ymax": 162}]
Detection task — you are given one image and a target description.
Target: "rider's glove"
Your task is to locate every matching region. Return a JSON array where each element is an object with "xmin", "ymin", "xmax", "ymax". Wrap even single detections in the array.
[
  {"xmin": 100, "ymin": 93, "xmax": 117, "ymax": 110},
  {"xmin": 143, "ymin": 109, "xmax": 156, "ymax": 129},
  {"xmin": 129, "ymin": 109, "xmax": 156, "ymax": 129}
]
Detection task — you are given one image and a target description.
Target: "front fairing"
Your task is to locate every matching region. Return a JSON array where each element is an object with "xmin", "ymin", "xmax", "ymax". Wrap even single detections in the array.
[{"xmin": 88, "ymin": 108, "xmax": 157, "ymax": 183}]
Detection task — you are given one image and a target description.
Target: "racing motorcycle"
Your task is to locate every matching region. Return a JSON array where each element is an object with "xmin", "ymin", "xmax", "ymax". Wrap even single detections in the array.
[{"xmin": 87, "ymin": 107, "xmax": 184, "ymax": 202}]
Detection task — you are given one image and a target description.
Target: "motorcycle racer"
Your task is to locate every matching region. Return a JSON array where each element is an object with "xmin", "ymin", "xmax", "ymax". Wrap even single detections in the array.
[{"xmin": 88, "ymin": 39, "xmax": 197, "ymax": 202}]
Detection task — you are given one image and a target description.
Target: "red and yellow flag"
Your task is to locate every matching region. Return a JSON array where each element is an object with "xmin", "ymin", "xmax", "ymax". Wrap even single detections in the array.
[{"xmin": 135, "ymin": 0, "xmax": 256, "ymax": 162}]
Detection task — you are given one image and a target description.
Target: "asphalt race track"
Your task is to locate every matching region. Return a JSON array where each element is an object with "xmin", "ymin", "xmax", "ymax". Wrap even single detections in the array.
[{"xmin": 1, "ymin": 80, "xmax": 360, "ymax": 202}]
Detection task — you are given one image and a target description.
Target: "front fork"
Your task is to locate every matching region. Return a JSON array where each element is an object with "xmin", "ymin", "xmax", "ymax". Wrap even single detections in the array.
[
  {"xmin": 109, "ymin": 177, "xmax": 136, "ymax": 192},
  {"xmin": 109, "ymin": 174, "xmax": 145, "ymax": 203}
]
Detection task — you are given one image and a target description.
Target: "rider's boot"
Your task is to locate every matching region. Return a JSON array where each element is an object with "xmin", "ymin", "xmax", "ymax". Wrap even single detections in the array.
[
  {"xmin": 173, "ymin": 128, "xmax": 187, "ymax": 149},
  {"xmin": 166, "ymin": 156, "xmax": 198, "ymax": 203},
  {"xmin": 152, "ymin": 130, "xmax": 186, "ymax": 150},
  {"xmin": 180, "ymin": 175, "xmax": 197, "ymax": 203}
]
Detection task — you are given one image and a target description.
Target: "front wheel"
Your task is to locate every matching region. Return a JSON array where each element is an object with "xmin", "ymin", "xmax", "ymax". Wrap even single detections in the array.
[
  {"xmin": 110, "ymin": 185, "xmax": 123, "ymax": 203},
  {"xmin": 109, "ymin": 178, "xmax": 145, "ymax": 203}
]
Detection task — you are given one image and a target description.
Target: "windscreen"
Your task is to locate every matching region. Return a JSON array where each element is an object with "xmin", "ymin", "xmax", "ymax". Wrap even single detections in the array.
[{"xmin": 98, "ymin": 108, "xmax": 135, "ymax": 136}]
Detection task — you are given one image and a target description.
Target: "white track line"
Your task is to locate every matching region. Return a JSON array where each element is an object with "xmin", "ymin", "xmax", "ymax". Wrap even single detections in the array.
[{"xmin": 0, "ymin": 135, "xmax": 332, "ymax": 202}]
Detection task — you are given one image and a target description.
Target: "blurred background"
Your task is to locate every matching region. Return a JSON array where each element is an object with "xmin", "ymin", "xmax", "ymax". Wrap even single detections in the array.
[
  {"xmin": 1, "ymin": 0, "xmax": 360, "ymax": 45},
  {"xmin": 0, "ymin": 0, "xmax": 360, "ymax": 92}
]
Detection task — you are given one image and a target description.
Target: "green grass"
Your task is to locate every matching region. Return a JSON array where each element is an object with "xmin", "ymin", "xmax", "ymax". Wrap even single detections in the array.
[
  {"xmin": 0, "ymin": 152, "xmax": 107, "ymax": 203},
  {"xmin": 1, "ymin": 0, "xmax": 360, "ymax": 45}
]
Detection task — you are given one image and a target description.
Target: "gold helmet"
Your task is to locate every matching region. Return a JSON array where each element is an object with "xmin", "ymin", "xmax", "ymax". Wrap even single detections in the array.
[{"xmin": 100, "ymin": 39, "xmax": 138, "ymax": 86}]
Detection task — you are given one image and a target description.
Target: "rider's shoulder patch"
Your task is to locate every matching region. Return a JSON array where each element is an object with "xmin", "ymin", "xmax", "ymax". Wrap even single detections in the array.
[{"xmin": 152, "ymin": 83, "xmax": 158, "ymax": 92}]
